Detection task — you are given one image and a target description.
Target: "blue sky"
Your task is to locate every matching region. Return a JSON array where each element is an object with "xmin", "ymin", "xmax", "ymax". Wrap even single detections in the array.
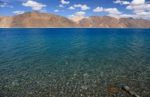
[{"xmin": 0, "ymin": 0, "xmax": 150, "ymax": 20}]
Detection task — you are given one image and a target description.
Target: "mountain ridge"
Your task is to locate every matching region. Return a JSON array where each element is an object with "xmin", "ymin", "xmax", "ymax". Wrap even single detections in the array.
[{"xmin": 0, "ymin": 12, "xmax": 150, "ymax": 28}]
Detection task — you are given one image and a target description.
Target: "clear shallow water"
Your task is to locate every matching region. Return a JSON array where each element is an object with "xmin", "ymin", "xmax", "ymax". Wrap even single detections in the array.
[{"xmin": 0, "ymin": 28, "xmax": 150, "ymax": 97}]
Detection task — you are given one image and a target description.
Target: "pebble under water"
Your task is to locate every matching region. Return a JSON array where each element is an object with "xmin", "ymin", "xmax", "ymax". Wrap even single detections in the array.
[{"xmin": 0, "ymin": 28, "xmax": 150, "ymax": 97}]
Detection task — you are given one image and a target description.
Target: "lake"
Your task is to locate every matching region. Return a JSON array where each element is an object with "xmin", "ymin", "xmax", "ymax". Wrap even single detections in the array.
[{"xmin": 0, "ymin": 28, "xmax": 150, "ymax": 97}]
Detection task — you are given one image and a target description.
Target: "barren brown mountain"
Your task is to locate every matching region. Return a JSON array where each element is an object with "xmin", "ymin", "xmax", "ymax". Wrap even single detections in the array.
[
  {"xmin": 0, "ymin": 12, "xmax": 150, "ymax": 28},
  {"xmin": 79, "ymin": 16, "xmax": 150, "ymax": 28},
  {"xmin": 0, "ymin": 12, "xmax": 76, "ymax": 28},
  {"xmin": 119, "ymin": 18, "xmax": 150, "ymax": 28},
  {"xmin": 79, "ymin": 16, "xmax": 126, "ymax": 28}
]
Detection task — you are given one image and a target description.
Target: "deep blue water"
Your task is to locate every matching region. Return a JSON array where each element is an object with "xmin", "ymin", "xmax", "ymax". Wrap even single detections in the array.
[{"xmin": 0, "ymin": 28, "xmax": 150, "ymax": 97}]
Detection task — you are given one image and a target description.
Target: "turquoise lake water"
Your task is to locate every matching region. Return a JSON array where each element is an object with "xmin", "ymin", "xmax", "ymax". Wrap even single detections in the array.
[{"xmin": 0, "ymin": 28, "xmax": 150, "ymax": 97}]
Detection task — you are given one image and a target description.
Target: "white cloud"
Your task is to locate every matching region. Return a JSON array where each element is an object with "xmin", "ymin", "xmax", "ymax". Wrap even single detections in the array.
[
  {"xmin": 114, "ymin": 0, "xmax": 145, "ymax": 5},
  {"xmin": 69, "ymin": 11, "xmax": 87, "ymax": 22},
  {"xmin": 105, "ymin": 8, "xmax": 121, "ymax": 15},
  {"xmin": 75, "ymin": 11, "xmax": 86, "ymax": 16},
  {"xmin": 0, "ymin": 1, "xmax": 13, "ymax": 8},
  {"xmin": 73, "ymin": 4, "xmax": 90, "ymax": 10},
  {"xmin": 126, "ymin": 3, "xmax": 150, "ymax": 11},
  {"xmin": 68, "ymin": 6, "xmax": 75, "ymax": 10},
  {"xmin": 13, "ymin": 11, "xmax": 25, "ymax": 15},
  {"xmin": 93, "ymin": 7, "xmax": 122, "ymax": 18},
  {"xmin": 125, "ymin": 0, "xmax": 150, "ymax": 19},
  {"xmin": 92, "ymin": 6, "xmax": 135, "ymax": 18},
  {"xmin": 119, "ymin": 14, "xmax": 133, "ymax": 18},
  {"xmin": 114, "ymin": 0, "xmax": 130, "ymax": 5},
  {"xmin": 131, "ymin": 0, "xmax": 145, "ymax": 4},
  {"xmin": 0, "ymin": 2, "xmax": 7, "ymax": 7},
  {"xmin": 105, "ymin": 8, "xmax": 122, "ymax": 18},
  {"xmin": 22, "ymin": 0, "xmax": 46, "ymax": 11},
  {"xmin": 54, "ymin": 9, "xmax": 59, "ymax": 12},
  {"xmin": 60, "ymin": 0, "xmax": 70, "ymax": 5},
  {"xmin": 113, "ymin": 0, "xmax": 150, "ymax": 19},
  {"xmin": 93, "ymin": 7, "xmax": 103, "ymax": 12},
  {"xmin": 59, "ymin": 4, "xmax": 64, "ymax": 8}
]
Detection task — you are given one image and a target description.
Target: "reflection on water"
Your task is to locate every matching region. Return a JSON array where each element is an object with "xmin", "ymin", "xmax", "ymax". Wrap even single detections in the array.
[{"xmin": 0, "ymin": 28, "xmax": 150, "ymax": 97}]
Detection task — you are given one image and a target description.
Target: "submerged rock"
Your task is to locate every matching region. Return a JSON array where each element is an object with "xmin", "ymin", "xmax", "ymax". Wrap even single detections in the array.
[
  {"xmin": 122, "ymin": 85, "xmax": 140, "ymax": 97},
  {"xmin": 107, "ymin": 85, "xmax": 120, "ymax": 94},
  {"xmin": 81, "ymin": 85, "xmax": 88, "ymax": 90}
]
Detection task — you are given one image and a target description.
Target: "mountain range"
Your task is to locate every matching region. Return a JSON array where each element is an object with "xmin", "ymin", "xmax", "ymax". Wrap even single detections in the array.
[{"xmin": 0, "ymin": 12, "xmax": 150, "ymax": 28}]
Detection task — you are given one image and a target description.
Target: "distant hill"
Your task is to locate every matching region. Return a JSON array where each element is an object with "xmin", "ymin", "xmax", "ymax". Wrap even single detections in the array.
[
  {"xmin": 79, "ymin": 16, "xmax": 150, "ymax": 28},
  {"xmin": 79, "ymin": 16, "xmax": 125, "ymax": 28},
  {"xmin": 0, "ymin": 12, "xmax": 76, "ymax": 28},
  {"xmin": 0, "ymin": 12, "xmax": 150, "ymax": 28}
]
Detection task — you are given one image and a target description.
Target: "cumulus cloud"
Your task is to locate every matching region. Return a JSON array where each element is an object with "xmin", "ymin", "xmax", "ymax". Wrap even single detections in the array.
[
  {"xmin": 126, "ymin": 0, "xmax": 150, "ymax": 19},
  {"xmin": 69, "ymin": 4, "xmax": 90, "ymax": 11},
  {"xmin": 113, "ymin": 0, "xmax": 130, "ymax": 5},
  {"xmin": 105, "ymin": 8, "xmax": 122, "ymax": 18},
  {"xmin": 126, "ymin": 3, "xmax": 150, "ymax": 11},
  {"xmin": 69, "ymin": 11, "xmax": 87, "ymax": 22},
  {"xmin": 75, "ymin": 11, "xmax": 86, "ymax": 16},
  {"xmin": 93, "ymin": 7, "xmax": 103, "ymax": 12},
  {"xmin": 22, "ymin": 0, "xmax": 46, "ymax": 11},
  {"xmin": 59, "ymin": 4, "xmax": 64, "ymax": 8},
  {"xmin": 105, "ymin": 8, "xmax": 121, "ymax": 14},
  {"xmin": 13, "ymin": 11, "xmax": 25, "ymax": 15},
  {"xmin": 0, "ymin": 0, "xmax": 13, "ymax": 8},
  {"xmin": 131, "ymin": 0, "xmax": 145, "ymax": 4},
  {"xmin": 68, "ymin": 6, "xmax": 75, "ymax": 10},
  {"xmin": 114, "ymin": 0, "xmax": 145, "ymax": 5},
  {"xmin": 74, "ymin": 4, "xmax": 90, "ymax": 10},
  {"xmin": 60, "ymin": 0, "xmax": 70, "ymax": 5},
  {"xmin": 119, "ymin": 14, "xmax": 133, "ymax": 18},
  {"xmin": 114, "ymin": 0, "xmax": 150, "ymax": 19},
  {"xmin": 54, "ymin": 9, "xmax": 59, "ymax": 12},
  {"xmin": 93, "ymin": 7, "xmax": 122, "ymax": 18}
]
